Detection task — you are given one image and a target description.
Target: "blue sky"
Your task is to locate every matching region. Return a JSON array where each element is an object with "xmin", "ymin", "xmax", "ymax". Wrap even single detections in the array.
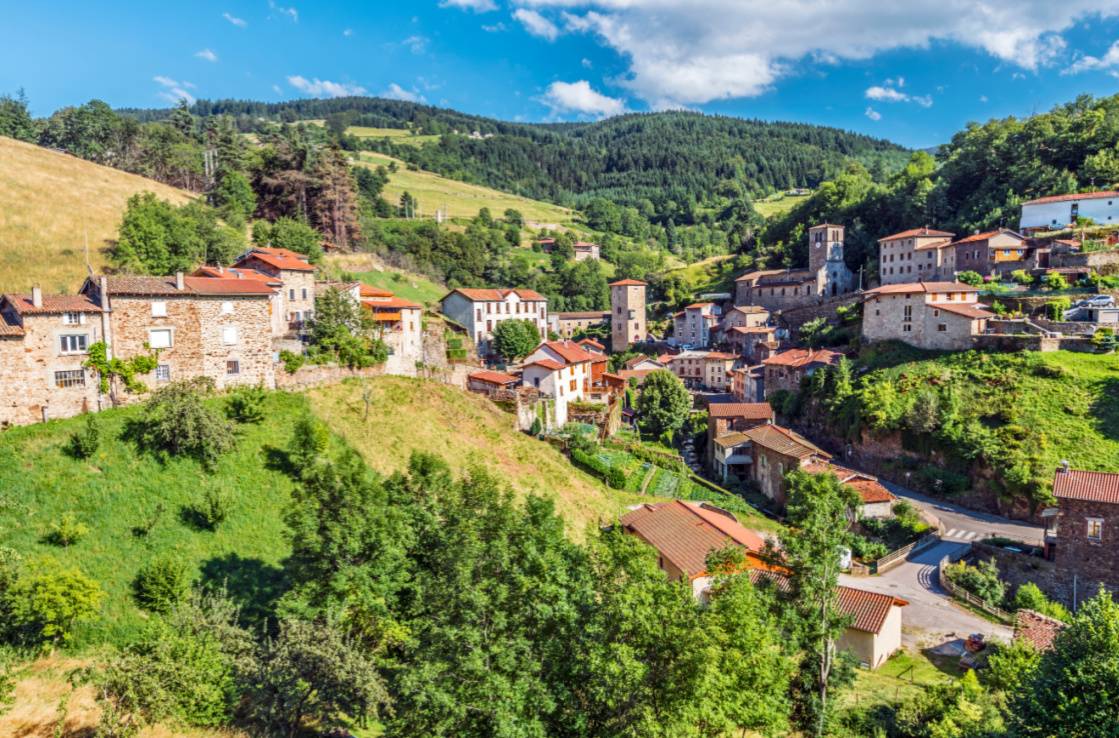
[{"xmin": 3, "ymin": 1, "xmax": 1119, "ymax": 148}]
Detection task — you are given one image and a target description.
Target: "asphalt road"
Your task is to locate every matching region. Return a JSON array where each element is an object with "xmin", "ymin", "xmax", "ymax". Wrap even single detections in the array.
[{"xmin": 878, "ymin": 479, "xmax": 1045, "ymax": 547}]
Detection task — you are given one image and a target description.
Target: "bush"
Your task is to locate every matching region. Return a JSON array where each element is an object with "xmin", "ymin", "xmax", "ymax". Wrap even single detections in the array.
[
  {"xmin": 957, "ymin": 271, "xmax": 984, "ymax": 286},
  {"xmin": 194, "ymin": 486, "xmax": 232, "ymax": 530},
  {"xmin": 67, "ymin": 415, "xmax": 101, "ymax": 459},
  {"xmin": 849, "ymin": 535, "xmax": 889, "ymax": 562},
  {"xmin": 1012, "ymin": 582, "xmax": 1071, "ymax": 622},
  {"xmin": 1010, "ymin": 269, "xmax": 1034, "ymax": 286},
  {"xmin": 571, "ymin": 448, "xmax": 627, "ymax": 489},
  {"xmin": 1046, "ymin": 297, "xmax": 1071, "ymax": 321},
  {"xmin": 46, "ymin": 512, "xmax": 89, "ymax": 547},
  {"xmin": 288, "ymin": 416, "xmax": 331, "ymax": 474},
  {"xmin": 3, "ymin": 557, "xmax": 104, "ymax": 646},
  {"xmin": 279, "ymin": 349, "xmax": 305, "ymax": 374},
  {"xmin": 133, "ymin": 378, "xmax": 235, "ymax": 469},
  {"xmin": 225, "ymin": 385, "xmax": 267, "ymax": 424},
  {"xmin": 1042, "ymin": 272, "xmax": 1069, "ymax": 291},
  {"xmin": 945, "ymin": 559, "xmax": 1005, "ymax": 606},
  {"xmin": 133, "ymin": 558, "xmax": 191, "ymax": 615}
]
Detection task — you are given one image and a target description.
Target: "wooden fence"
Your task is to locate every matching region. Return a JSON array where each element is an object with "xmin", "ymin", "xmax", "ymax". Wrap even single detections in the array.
[
  {"xmin": 874, "ymin": 531, "xmax": 941, "ymax": 574},
  {"xmin": 937, "ymin": 552, "xmax": 1013, "ymax": 623}
]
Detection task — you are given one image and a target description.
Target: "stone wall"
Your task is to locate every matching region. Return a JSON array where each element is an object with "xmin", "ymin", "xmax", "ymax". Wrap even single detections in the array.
[
  {"xmin": 775, "ymin": 294, "xmax": 861, "ymax": 334},
  {"xmin": 969, "ymin": 542, "xmax": 1081, "ymax": 608},
  {"xmin": 274, "ymin": 362, "xmax": 386, "ymax": 391}
]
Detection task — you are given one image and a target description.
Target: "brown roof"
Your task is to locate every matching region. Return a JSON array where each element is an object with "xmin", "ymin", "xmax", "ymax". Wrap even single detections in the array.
[
  {"xmin": 745, "ymin": 269, "xmax": 817, "ymax": 286},
  {"xmin": 801, "ymin": 461, "xmax": 895, "ymax": 504},
  {"xmin": 183, "ymin": 277, "xmax": 275, "ymax": 296},
  {"xmin": 1015, "ymin": 609, "xmax": 1066, "ymax": 651},
  {"xmin": 524, "ymin": 358, "xmax": 565, "ymax": 371},
  {"xmin": 364, "ymin": 296, "xmax": 422, "ymax": 310},
  {"xmin": 1053, "ymin": 469, "xmax": 1119, "ymax": 505},
  {"xmin": 735, "ymin": 268, "xmax": 787, "ymax": 283},
  {"xmin": 576, "ymin": 337, "xmax": 605, "ymax": 351},
  {"xmin": 94, "ymin": 275, "xmax": 272, "ymax": 297},
  {"xmin": 555, "ymin": 310, "xmax": 610, "ymax": 320},
  {"xmin": 936, "ymin": 303, "xmax": 995, "ymax": 319},
  {"xmin": 539, "ymin": 340, "xmax": 597, "ymax": 365},
  {"xmin": 729, "ymin": 305, "xmax": 769, "ymax": 314},
  {"xmin": 620, "ymin": 500, "xmax": 767, "ymax": 579},
  {"xmin": 714, "ymin": 432, "xmax": 751, "ymax": 448},
  {"xmin": 879, "ymin": 227, "xmax": 955, "ymax": 241},
  {"xmin": 97, "ymin": 276, "xmax": 184, "ymax": 296},
  {"xmin": 447, "ymin": 287, "xmax": 547, "ymax": 302},
  {"xmin": 863, "ymin": 281, "xmax": 979, "ymax": 297},
  {"xmin": 708, "ymin": 402, "xmax": 774, "ymax": 421},
  {"xmin": 950, "ymin": 229, "xmax": 1024, "ymax": 246},
  {"xmin": 609, "ymin": 278, "xmax": 647, "ymax": 287},
  {"xmin": 743, "ymin": 424, "xmax": 829, "ymax": 460},
  {"xmin": 762, "ymin": 348, "xmax": 842, "ymax": 368},
  {"xmin": 729, "ymin": 325, "xmax": 775, "ymax": 335},
  {"xmin": 468, "ymin": 370, "xmax": 520, "ymax": 386},
  {"xmin": 236, "ymin": 247, "xmax": 316, "ymax": 272},
  {"xmin": 2, "ymin": 294, "xmax": 102, "ymax": 315},
  {"xmin": 0, "ymin": 314, "xmax": 25, "ymax": 337},
  {"xmin": 837, "ymin": 586, "xmax": 908, "ymax": 634},
  {"xmin": 1023, "ymin": 190, "xmax": 1119, "ymax": 206},
  {"xmin": 193, "ymin": 266, "xmax": 282, "ymax": 285}
]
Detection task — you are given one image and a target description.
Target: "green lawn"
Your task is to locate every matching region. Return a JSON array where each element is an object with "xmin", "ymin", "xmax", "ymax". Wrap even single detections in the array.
[
  {"xmin": 841, "ymin": 647, "xmax": 964, "ymax": 712},
  {"xmin": 661, "ymin": 254, "xmax": 740, "ymax": 296},
  {"xmin": 346, "ymin": 126, "xmax": 441, "ymax": 147},
  {"xmin": 349, "ymin": 266, "xmax": 448, "ymax": 306},
  {"xmin": 754, "ymin": 192, "xmax": 811, "ymax": 219}
]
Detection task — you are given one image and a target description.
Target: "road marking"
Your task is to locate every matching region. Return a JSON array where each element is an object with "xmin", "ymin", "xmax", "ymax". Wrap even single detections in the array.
[
  {"xmin": 946, "ymin": 528, "xmax": 960, "ymax": 538},
  {"xmin": 963, "ymin": 531, "xmax": 978, "ymax": 540}
]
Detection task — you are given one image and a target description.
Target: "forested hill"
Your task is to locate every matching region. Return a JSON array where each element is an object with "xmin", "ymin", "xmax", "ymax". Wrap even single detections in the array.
[{"xmin": 122, "ymin": 97, "xmax": 911, "ymax": 212}]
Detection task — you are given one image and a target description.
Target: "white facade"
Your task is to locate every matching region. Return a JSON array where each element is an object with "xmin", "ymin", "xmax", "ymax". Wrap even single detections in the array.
[
  {"xmin": 1020, "ymin": 192, "xmax": 1119, "ymax": 231},
  {"xmin": 673, "ymin": 303, "xmax": 719, "ymax": 348},
  {"xmin": 521, "ymin": 359, "xmax": 588, "ymax": 428},
  {"xmin": 440, "ymin": 289, "xmax": 548, "ymax": 358}
]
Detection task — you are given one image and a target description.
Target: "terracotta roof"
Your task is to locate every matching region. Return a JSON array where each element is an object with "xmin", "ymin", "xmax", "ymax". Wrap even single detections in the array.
[
  {"xmin": 576, "ymin": 338, "xmax": 605, "ymax": 351},
  {"xmin": 1015, "ymin": 610, "xmax": 1066, "ymax": 652},
  {"xmin": 950, "ymin": 229, "xmax": 1024, "ymax": 246},
  {"xmin": 446, "ymin": 287, "xmax": 547, "ymax": 302},
  {"xmin": 524, "ymin": 358, "xmax": 565, "ymax": 371},
  {"xmin": 1023, "ymin": 190, "xmax": 1119, "ymax": 206},
  {"xmin": 237, "ymin": 247, "xmax": 316, "ymax": 272},
  {"xmin": 714, "ymin": 432, "xmax": 751, "ymax": 448},
  {"xmin": 469, "ymin": 370, "xmax": 520, "ymax": 386},
  {"xmin": 539, "ymin": 340, "xmax": 597, "ymax": 365},
  {"xmin": 729, "ymin": 305, "xmax": 769, "ymax": 314},
  {"xmin": 837, "ymin": 586, "xmax": 908, "ymax": 634},
  {"xmin": 729, "ymin": 325, "xmax": 775, "ymax": 335},
  {"xmin": 708, "ymin": 402, "xmax": 774, "ymax": 420},
  {"xmin": 801, "ymin": 461, "xmax": 894, "ymax": 504},
  {"xmin": 620, "ymin": 500, "xmax": 767, "ymax": 579},
  {"xmin": 0, "ymin": 321, "xmax": 24, "ymax": 337},
  {"xmin": 741, "ymin": 269, "xmax": 817, "ymax": 286},
  {"xmin": 360, "ymin": 285, "xmax": 395, "ymax": 298},
  {"xmin": 704, "ymin": 352, "xmax": 737, "ymax": 361},
  {"xmin": 193, "ymin": 266, "xmax": 281, "ymax": 285},
  {"xmin": 555, "ymin": 310, "xmax": 610, "ymax": 320},
  {"xmin": 936, "ymin": 303, "xmax": 995, "ymax": 319},
  {"xmin": 574, "ymin": 241, "xmax": 598, "ymax": 249},
  {"xmin": 863, "ymin": 281, "xmax": 979, "ymax": 297},
  {"xmin": 609, "ymin": 279, "xmax": 647, "ymax": 287},
  {"xmin": 2, "ymin": 294, "xmax": 102, "ymax": 315},
  {"xmin": 364, "ymin": 296, "xmax": 422, "ymax": 309},
  {"xmin": 879, "ymin": 227, "xmax": 955, "ymax": 241},
  {"xmin": 686, "ymin": 302, "xmax": 714, "ymax": 309},
  {"xmin": 1053, "ymin": 469, "xmax": 1119, "ymax": 505},
  {"xmin": 743, "ymin": 424, "xmax": 829, "ymax": 460},
  {"xmin": 605, "ymin": 369, "xmax": 657, "ymax": 383},
  {"xmin": 762, "ymin": 348, "xmax": 842, "ymax": 368},
  {"xmin": 182, "ymin": 277, "xmax": 275, "ymax": 296}
]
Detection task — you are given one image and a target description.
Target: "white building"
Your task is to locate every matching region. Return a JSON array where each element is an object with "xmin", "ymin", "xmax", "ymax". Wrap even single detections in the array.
[
  {"xmin": 672, "ymin": 302, "xmax": 720, "ymax": 348},
  {"xmin": 520, "ymin": 340, "xmax": 596, "ymax": 428},
  {"xmin": 440, "ymin": 288, "xmax": 548, "ymax": 358},
  {"xmin": 1019, "ymin": 191, "xmax": 1119, "ymax": 232}
]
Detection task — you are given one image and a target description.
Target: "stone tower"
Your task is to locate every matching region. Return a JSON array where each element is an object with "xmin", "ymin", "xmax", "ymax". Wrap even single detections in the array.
[
  {"xmin": 609, "ymin": 279, "xmax": 647, "ymax": 352},
  {"xmin": 808, "ymin": 223, "xmax": 845, "ymax": 273}
]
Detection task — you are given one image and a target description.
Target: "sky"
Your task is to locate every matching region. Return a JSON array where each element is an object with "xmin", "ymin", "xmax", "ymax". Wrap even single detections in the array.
[{"xmin": 3, "ymin": 1, "xmax": 1119, "ymax": 148}]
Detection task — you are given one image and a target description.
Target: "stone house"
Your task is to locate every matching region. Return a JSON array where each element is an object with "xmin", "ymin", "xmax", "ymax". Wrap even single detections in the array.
[
  {"xmin": 861, "ymin": 281, "xmax": 993, "ymax": 351},
  {"xmin": 80, "ymin": 274, "xmax": 276, "ymax": 392},
  {"xmin": 878, "ymin": 227, "xmax": 956, "ymax": 285},
  {"xmin": 609, "ymin": 279, "xmax": 647, "ymax": 352},
  {"xmin": 706, "ymin": 401, "xmax": 774, "ymax": 472},
  {"xmin": 1050, "ymin": 467, "xmax": 1119, "ymax": 602},
  {"xmin": 0, "ymin": 289, "xmax": 104, "ymax": 426},
  {"xmin": 467, "ymin": 369, "xmax": 520, "ymax": 394},
  {"xmin": 729, "ymin": 365, "xmax": 764, "ymax": 403},
  {"xmin": 742, "ymin": 424, "xmax": 831, "ymax": 508},
  {"xmin": 548, "ymin": 310, "xmax": 609, "ymax": 339},
  {"xmin": 802, "ymin": 460, "xmax": 896, "ymax": 519},
  {"xmin": 734, "ymin": 224, "xmax": 856, "ymax": 310},
  {"xmin": 672, "ymin": 302, "xmax": 720, "ymax": 348},
  {"xmin": 573, "ymin": 241, "xmax": 600, "ymax": 261},
  {"xmin": 232, "ymin": 247, "xmax": 317, "ymax": 333},
  {"xmin": 950, "ymin": 229, "xmax": 1029, "ymax": 277},
  {"xmin": 194, "ymin": 265, "xmax": 286, "ymax": 339},
  {"xmin": 521, "ymin": 340, "xmax": 595, "ymax": 427},
  {"xmin": 358, "ymin": 285, "xmax": 423, "ymax": 377},
  {"xmin": 665, "ymin": 350, "xmax": 736, "ymax": 391},
  {"xmin": 440, "ymin": 288, "xmax": 548, "ymax": 359},
  {"xmin": 761, "ymin": 348, "xmax": 842, "ymax": 395}
]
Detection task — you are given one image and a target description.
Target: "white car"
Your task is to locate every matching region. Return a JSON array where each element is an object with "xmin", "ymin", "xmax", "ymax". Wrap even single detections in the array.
[{"xmin": 1085, "ymin": 294, "xmax": 1116, "ymax": 308}]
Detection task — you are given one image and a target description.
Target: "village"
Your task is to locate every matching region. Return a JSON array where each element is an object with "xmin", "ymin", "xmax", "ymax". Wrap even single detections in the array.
[{"xmin": 1, "ymin": 188, "xmax": 1116, "ymax": 684}]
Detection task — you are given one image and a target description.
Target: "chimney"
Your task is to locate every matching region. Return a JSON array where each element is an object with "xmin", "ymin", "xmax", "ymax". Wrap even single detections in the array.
[
  {"xmin": 31, "ymin": 285, "xmax": 42, "ymax": 309},
  {"xmin": 175, "ymin": 271, "xmax": 185, "ymax": 290},
  {"xmin": 1060, "ymin": 459, "xmax": 1070, "ymax": 473},
  {"xmin": 98, "ymin": 276, "xmax": 110, "ymax": 311}
]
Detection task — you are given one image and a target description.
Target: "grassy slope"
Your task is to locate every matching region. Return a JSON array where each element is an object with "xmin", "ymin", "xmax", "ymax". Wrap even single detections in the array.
[
  {"xmin": 347, "ymin": 126, "xmax": 441, "ymax": 147},
  {"xmin": 754, "ymin": 192, "xmax": 811, "ymax": 219},
  {"xmin": 353, "ymin": 150, "xmax": 576, "ymax": 226},
  {"xmin": 0, "ymin": 136, "xmax": 194, "ymax": 293},
  {"xmin": 308, "ymin": 376, "xmax": 644, "ymax": 540},
  {"xmin": 324, "ymin": 252, "xmax": 448, "ymax": 307},
  {"xmin": 662, "ymin": 254, "xmax": 739, "ymax": 296}
]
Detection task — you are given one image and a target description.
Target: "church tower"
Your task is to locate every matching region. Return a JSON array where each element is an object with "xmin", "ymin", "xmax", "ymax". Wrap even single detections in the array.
[
  {"xmin": 609, "ymin": 279, "xmax": 647, "ymax": 352},
  {"xmin": 808, "ymin": 223, "xmax": 845, "ymax": 273}
]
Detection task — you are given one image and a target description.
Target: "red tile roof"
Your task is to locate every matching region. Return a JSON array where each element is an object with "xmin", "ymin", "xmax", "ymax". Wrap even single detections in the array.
[
  {"xmin": 469, "ymin": 370, "xmax": 520, "ymax": 386},
  {"xmin": 576, "ymin": 337, "xmax": 605, "ymax": 351},
  {"xmin": 1053, "ymin": 469, "xmax": 1119, "ymax": 505},
  {"xmin": 801, "ymin": 461, "xmax": 895, "ymax": 504},
  {"xmin": 879, "ymin": 227, "xmax": 955, "ymax": 241},
  {"xmin": 237, "ymin": 247, "xmax": 316, "ymax": 272},
  {"xmin": 609, "ymin": 279, "xmax": 647, "ymax": 287},
  {"xmin": 2, "ymin": 294, "xmax": 102, "ymax": 315},
  {"xmin": 686, "ymin": 302, "xmax": 714, "ymax": 309},
  {"xmin": 708, "ymin": 402, "xmax": 774, "ymax": 420},
  {"xmin": 837, "ymin": 586, "xmax": 908, "ymax": 634},
  {"xmin": 183, "ymin": 277, "xmax": 276, "ymax": 296},
  {"xmin": 364, "ymin": 296, "xmax": 422, "ymax": 310},
  {"xmin": 762, "ymin": 348, "xmax": 842, "ymax": 368},
  {"xmin": 574, "ymin": 241, "xmax": 598, "ymax": 249},
  {"xmin": 1015, "ymin": 610, "xmax": 1065, "ymax": 652},
  {"xmin": 620, "ymin": 500, "xmax": 768, "ymax": 579},
  {"xmin": 539, "ymin": 340, "xmax": 597, "ymax": 365},
  {"xmin": 936, "ymin": 303, "xmax": 996, "ymax": 319},
  {"xmin": 193, "ymin": 266, "xmax": 281, "ymax": 285},
  {"xmin": 863, "ymin": 281, "xmax": 979, "ymax": 297},
  {"xmin": 524, "ymin": 358, "xmax": 565, "ymax": 371},
  {"xmin": 447, "ymin": 287, "xmax": 547, "ymax": 302},
  {"xmin": 360, "ymin": 285, "xmax": 395, "ymax": 298},
  {"xmin": 1023, "ymin": 190, "xmax": 1119, "ymax": 206},
  {"xmin": 950, "ymin": 229, "xmax": 1024, "ymax": 246}
]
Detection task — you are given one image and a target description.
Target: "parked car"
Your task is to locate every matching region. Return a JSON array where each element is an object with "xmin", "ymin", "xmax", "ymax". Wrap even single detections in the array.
[{"xmin": 1086, "ymin": 294, "xmax": 1116, "ymax": 308}]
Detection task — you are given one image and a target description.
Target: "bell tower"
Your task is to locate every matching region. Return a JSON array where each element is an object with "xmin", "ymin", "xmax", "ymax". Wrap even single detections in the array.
[{"xmin": 808, "ymin": 224, "xmax": 844, "ymax": 273}]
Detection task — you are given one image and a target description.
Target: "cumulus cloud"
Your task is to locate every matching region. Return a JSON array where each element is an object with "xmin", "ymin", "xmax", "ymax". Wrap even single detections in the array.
[
  {"xmin": 382, "ymin": 83, "xmax": 426, "ymax": 103},
  {"xmin": 223, "ymin": 12, "xmax": 246, "ymax": 27},
  {"xmin": 865, "ymin": 82, "xmax": 932, "ymax": 107},
  {"xmin": 440, "ymin": 0, "xmax": 497, "ymax": 11},
  {"xmin": 154, "ymin": 76, "xmax": 196, "ymax": 105},
  {"xmin": 864, "ymin": 106, "xmax": 881, "ymax": 121},
  {"xmin": 1065, "ymin": 39, "xmax": 1119, "ymax": 74},
  {"xmin": 514, "ymin": 9, "xmax": 560, "ymax": 41},
  {"xmin": 542, "ymin": 80, "xmax": 626, "ymax": 118},
  {"xmin": 195, "ymin": 48, "xmax": 218, "ymax": 62},
  {"xmin": 287, "ymin": 75, "xmax": 366, "ymax": 98},
  {"xmin": 518, "ymin": 0, "xmax": 1118, "ymax": 108}
]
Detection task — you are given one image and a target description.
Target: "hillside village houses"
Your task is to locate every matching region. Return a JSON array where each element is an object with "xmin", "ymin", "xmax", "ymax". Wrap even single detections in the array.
[
  {"xmin": 1047, "ymin": 466, "xmax": 1119, "ymax": 604},
  {"xmin": 663, "ymin": 350, "xmax": 736, "ymax": 391},
  {"xmin": 672, "ymin": 302, "xmax": 721, "ymax": 348},
  {"xmin": 861, "ymin": 282, "xmax": 994, "ymax": 351},
  {"xmin": 232, "ymin": 246, "xmax": 318, "ymax": 335},
  {"xmin": 520, "ymin": 339, "xmax": 597, "ymax": 427},
  {"xmin": 439, "ymin": 287, "xmax": 549, "ymax": 359},
  {"xmin": 1019, "ymin": 190, "xmax": 1119, "ymax": 233},
  {"xmin": 877, "ymin": 227, "xmax": 957, "ymax": 285},
  {"xmin": 734, "ymin": 223, "xmax": 856, "ymax": 311},
  {"xmin": 950, "ymin": 229, "xmax": 1031, "ymax": 278},
  {"xmin": 762, "ymin": 347, "xmax": 843, "ymax": 395},
  {"xmin": 610, "ymin": 278, "xmax": 647, "ymax": 352},
  {"xmin": 549, "ymin": 310, "xmax": 609, "ymax": 339}
]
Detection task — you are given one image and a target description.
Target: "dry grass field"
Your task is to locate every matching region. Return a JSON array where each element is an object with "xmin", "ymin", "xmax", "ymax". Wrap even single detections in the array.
[{"xmin": 0, "ymin": 136, "xmax": 194, "ymax": 293}]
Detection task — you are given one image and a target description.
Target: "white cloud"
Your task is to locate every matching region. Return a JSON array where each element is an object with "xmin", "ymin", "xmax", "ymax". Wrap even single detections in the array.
[
  {"xmin": 440, "ymin": 0, "xmax": 497, "ymax": 11},
  {"xmin": 482, "ymin": 22, "xmax": 507, "ymax": 32},
  {"xmin": 268, "ymin": 0, "xmax": 298, "ymax": 22},
  {"xmin": 581, "ymin": 57, "xmax": 593, "ymax": 68},
  {"xmin": 382, "ymin": 83, "xmax": 427, "ymax": 103},
  {"xmin": 272, "ymin": 84, "xmax": 284, "ymax": 95},
  {"xmin": 223, "ymin": 12, "xmax": 246, "ymax": 27},
  {"xmin": 154, "ymin": 76, "xmax": 196, "ymax": 105},
  {"xmin": 513, "ymin": 8, "xmax": 559, "ymax": 41},
  {"xmin": 1065, "ymin": 39, "xmax": 1119, "ymax": 74},
  {"xmin": 520, "ymin": 1, "xmax": 1119, "ymax": 108},
  {"xmin": 287, "ymin": 75, "xmax": 366, "ymax": 98},
  {"xmin": 542, "ymin": 79, "xmax": 626, "ymax": 118},
  {"xmin": 343, "ymin": 28, "xmax": 354, "ymax": 37},
  {"xmin": 979, "ymin": 95, "xmax": 989, "ymax": 102},
  {"xmin": 864, "ymin": 106, "xmax": 881, "ymax": 121},
  {"xmin": 865, "ymin": 83, "xmax": 932, "ymax": 107},
  {"xmin": 195, "ymin": 48, "xmax": 218, "ymax": 62},
  {"xmin": 402, "ymin": 35, "xmax": 429, "ymax": 54}
]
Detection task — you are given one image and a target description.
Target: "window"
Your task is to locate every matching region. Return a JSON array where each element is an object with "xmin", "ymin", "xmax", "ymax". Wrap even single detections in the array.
[
  {"xmin": 226, "ymin": 360, "xmax": 240, "ymax": 375},
  {"xmin": 223, "ymin": 326, "xmax": 239, "ymax": 345},
  {"xmin": 903, "ymin": 305, "xmax": 913, "ymax": 321},
  {"xmin": 486, "ymin": 320, "xmax": 493, "ymax": 331},
  {"xmin": 149, "ymin": 328, "xmax": 173, "ymax": 349},
  {"xmin": 155, "ymin": 364, "xmax": 171, "ymax": 382},
  {"xmin": 221, "ymin": 301, "xmax": 234, "ymax": 315},
  {"xmin": 301, "ymin": 288, "xmax": 308, "ymax": 300},
  {"xmin": 902, "ymin": 324, "xmax": 912, "ymax": 332},
  {"xmin": 569, "ymin": 379, "xmax": 577, "ymax": 392},
  {"xmin": 476, "ymin": 308, "xmax": 482, "ymax": 320},
  {"xmin": 937, "ymin": 324, "xmax": 947, "ymax": 332},
  {"xmin": 289, "ymin": 289, "xmax": 295, "ymax": 300},
  {"xmin": 1088, "ymin": 518, "xmax": 1103, "ymax": 542},
  {"xmin": 59, "ymin": 334, "xmax": 88, "ymax": 353},
  {"xmin": 62, "ymin": 312, "xmax": 83, "ymax": 325},
  {"xmin": 151, "ymin": 301, "xmax": 167, "ymax": 317},
  {"xmin": 54, "ymin": 369, "xmax": 85, "ymax": 388}
]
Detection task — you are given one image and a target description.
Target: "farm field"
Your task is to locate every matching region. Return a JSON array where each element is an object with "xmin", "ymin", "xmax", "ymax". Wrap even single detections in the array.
[{"xmin": 754, "ymin": 191, "xmax": 812, "ymax": 219}]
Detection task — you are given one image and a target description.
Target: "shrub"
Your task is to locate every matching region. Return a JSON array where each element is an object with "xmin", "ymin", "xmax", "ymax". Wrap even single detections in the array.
[
  {"xmin": 279, "ymin": 349, "xmax": 305, "ymax": 374},
  {"xmin": 1012, "ymin": 582, "xmax": 1071, "ymax": 622},
  {"xmin": 1042, "ymin": 272, "xmax": 1069, "ymax": 291},
  {"xmin": 133, "ymin": 378, "xmax": 235, "ymax": 469},
  {"xmin": 1046, "ymin": 297, "xmax": 1071, "ymax": 320},
  {"xmin": 4, "ymin": 557, "xmax": 104, "ymax": 646},
  {"xmin": 957, "ymin": 270, "xmax": 984, "ymax": 286},
  {"xmin": 46, "ymin": 512, "xmax": 89, "ymax": 547},
  {"xmin": 133, "ymin": 558, "xmax": 191, "ymax": 615},
  {"xmin": 945, "ymin": 558, "xmax": 1005, "ymax": 606},
  {"xmin": 67, "ymin": 415, "xmax": 101, "ymax": 459},
  {"xmin": 195, "ymin": 486, "xmax": 232, "ymax": 530},
  {"xmin": 288, "ymin": 416, "xmax": 331, "ymax": 474},
  {"xmin": 225, "ymin": 385, "xmax": 267, "ymax": 424},
  {"xmin": 1009, "ymin": 269, "xmax": 1034, "ymax": 286},
  {"xmin": 571, "ymin": 448, "xmax": 627, "ymax": 489},
  {"xmin": 849, "ymin": 535, "xmax": 889, "ymax": 561}
]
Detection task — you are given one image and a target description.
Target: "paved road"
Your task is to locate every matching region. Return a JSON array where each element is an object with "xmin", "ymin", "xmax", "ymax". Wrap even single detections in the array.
[
  {"xmin": 841, "ymin": 540, "xmax": 1013, "ymax": 647},
  {"xmin": 877, "ymin": 479, "xmax": 1045, "ymax": 546}
]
